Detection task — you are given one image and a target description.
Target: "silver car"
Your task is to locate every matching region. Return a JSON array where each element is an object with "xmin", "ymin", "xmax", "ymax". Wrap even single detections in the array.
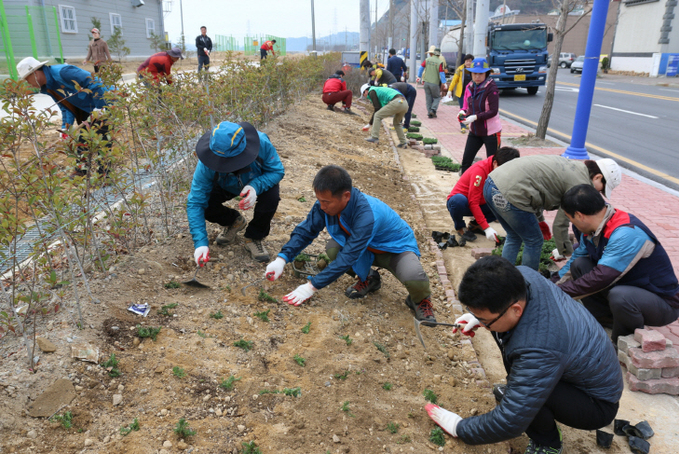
[{"xmin": 570, "ymin": 55, "xmax": 585, "ymax": 74}]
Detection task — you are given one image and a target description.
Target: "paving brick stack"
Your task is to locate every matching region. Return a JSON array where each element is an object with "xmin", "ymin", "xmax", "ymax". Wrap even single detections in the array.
[{"xmin": 618, "ymin": 328, "xmax": 679, "ymax": 395}]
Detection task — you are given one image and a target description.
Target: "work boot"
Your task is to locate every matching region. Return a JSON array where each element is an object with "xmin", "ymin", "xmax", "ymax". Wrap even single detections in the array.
[
  {"xmin": 216, "ymin": 215, "xmax": 247, "ymax": 245},
  {"xmin": 365, "ymin": 137, "xmax": 379, "ymax": 143},
  {"xmin": 396, "ymin": 142, "xmax": 408, "ymax": 149},
  {"xmin": 427, "ymin": 112, "xmax": 434, "ymax": 118},
  {"xmin": 467, "ymin": 220, "xmax": 485, "ymax": 234},
  {"xmin": 345, "ymin": 269, "xmax": 381, "ymax": 298},
  {"xmin": 327, "ymin": 104, "xmax": 335, "ymax": 111},
  {"xmin": 243, "ymin": 238, "xmax": 269, "ymax": 262},
  {"xmin": 405, "ymin": 296, "xmax": 436, "ymax": 324},
  {"xmin": 524, "ymin": 427, "xmax": 563, "ymax": 454},
  {"xmin": 343, "ymin": 107, "xmax": 358, "ymax": 115},
  {"xmin": 431, "ymin": 110, "xmax": 437, "ymax": 118},
  {"xmin": 460, "ymin": 229, "xmax": 477, "ymax": 242}
]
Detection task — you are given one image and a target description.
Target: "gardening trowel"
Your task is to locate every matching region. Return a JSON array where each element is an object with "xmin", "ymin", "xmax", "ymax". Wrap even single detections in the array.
[
  {"xmin": 183, "ymin": 266, "xmax": 210, "ymax": 289},
  {"xmin": 240, "ymin": 277, "xmax": 266, "ymax": 296},
  {"xmin": 413, "ymin": 317, "xmax": 463, "ymax": 350}
]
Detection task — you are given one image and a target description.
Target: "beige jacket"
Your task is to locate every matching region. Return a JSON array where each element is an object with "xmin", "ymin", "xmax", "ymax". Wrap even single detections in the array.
[{"xmin": 85, "ymin": 38, "xmax": 112, "ymax": 64}]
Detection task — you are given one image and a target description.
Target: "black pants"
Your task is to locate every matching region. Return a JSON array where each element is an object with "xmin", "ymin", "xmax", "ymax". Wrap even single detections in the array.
[
  {"xmin": 198, "ymin": 54, "xmax": 210, "ymax": 72},
  {"xmin": 460, "ymin": 131, "xmax": 501, "ymax": 175},
  {"xmin": 72, "ymin": 119, "xmax": 111, "ymax": 175},
  {"xmin": 525, "ymin": 381, "xmax": 619, "ymax": 448},
  {"xmin": 260, "ymin": 49, "xmax": 268, "ymax": 60},
  {"xmin": 403, "ymin": 85, "xmax": 417, "ymax": 128},
  {"xmin": 570, "ymin": 257, "xmax": 679, "ymax": 343},
  {"xmin": 204, "ymin": 183, "xmax": 280, "ymax": 240}
]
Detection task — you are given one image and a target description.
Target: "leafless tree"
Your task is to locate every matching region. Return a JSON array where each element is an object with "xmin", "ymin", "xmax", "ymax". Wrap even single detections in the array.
[{"xmin": 442, "ymin": 0, "xmax": 466, "ymax": 67}]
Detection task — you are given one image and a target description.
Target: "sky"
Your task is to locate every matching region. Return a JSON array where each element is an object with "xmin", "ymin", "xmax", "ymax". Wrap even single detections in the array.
[{"xmin": 162, "ymin": 0, "xmax": 391, "ymax": 44}]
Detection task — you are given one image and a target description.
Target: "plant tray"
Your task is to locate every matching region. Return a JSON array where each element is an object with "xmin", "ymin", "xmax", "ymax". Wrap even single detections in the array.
[
  {"xmin": 292, "ymin": 254, "xmax": 321, "ymax": 278},
  {"xmin": 410, "ymin": 120, "xmax": 422, "ymax": 127}
]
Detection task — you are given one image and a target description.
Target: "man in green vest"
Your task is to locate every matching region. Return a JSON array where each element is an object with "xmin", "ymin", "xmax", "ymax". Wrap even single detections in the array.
[
  {"xmin": 360, "ymin": 84, "xmax": 408, "ymax": 148},
  {"xmin": 416, "ymin": 48, "xmax": 447, "ymax": 118}
]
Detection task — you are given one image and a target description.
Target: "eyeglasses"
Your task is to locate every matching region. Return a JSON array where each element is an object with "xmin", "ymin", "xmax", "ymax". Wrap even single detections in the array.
[{"xmin": 467, "ymin": 300, "xmax": 516, "ymax": 329}]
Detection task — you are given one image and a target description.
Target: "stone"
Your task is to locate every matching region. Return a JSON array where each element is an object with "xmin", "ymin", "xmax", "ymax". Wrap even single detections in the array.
[
  {"xmin": 618, "ymin": 334, "xmax": 640, "ymax": 354},
  {"xmin": 163, "ymin": 440, "xmax": 173, "ymax": 448},
  {"xmin": 177, "ymin": 441, "xmax": 188, "ymax": 450},
  {"xmin": 628, "ymin": 346, "xmax": 679, "ymax": 369},
  {"xmin": 627, "ymin": 372, "xmax": 679, "ymax": 395},
  {"xmin": 84, "ymin": 439, "xmax": 94, "ymax": 447},
  {"xmin": 661, "ymin": 366, "xmax": 679, "ymax": 378},
  {"xmin": 618, "ymin": 350, "xmax": 661, "ymax": 381},
  {"xmin": 36, "ymin": 337, "xmax": 57, "ymax": 353},
  {"xmin": 112, "ymin": 394, "xmax": 123, "ymax": 406},
  {"xmin": 27, "ymin": 430, "xmax": 38, "ymax": 439},
  {"xmin": 237, "ymin": 424, "xmax": 246, "ymax": 432},
  {"xmin": 27, "ymin": 379, "xmax": 76, "ymax": 417},
  {"xmin": 333, "ymin": 434, "xmax": 341, "ymax": 443},
  {"xmin": 634, "ymin": 328, "xmax": 667, "ymax": 352},
  {"xmin": 471, "ymin": 248, "xmax": 494, "ymax": 260}
]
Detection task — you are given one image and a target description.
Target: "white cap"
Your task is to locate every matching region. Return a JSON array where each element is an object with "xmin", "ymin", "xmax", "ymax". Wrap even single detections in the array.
[
  {"xmin": 360, "ymin": 83, "xmax": 371, "ymax": 98},
  {"xmin": 17, "ymin": 57, "xmax": 49, "ymax": 80},
  {"xmin": 596, "ymin": 158, "xmax": 621, "ymax": 199}
]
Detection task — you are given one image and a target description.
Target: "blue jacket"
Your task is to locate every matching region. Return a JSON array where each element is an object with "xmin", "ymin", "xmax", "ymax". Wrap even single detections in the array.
[
  {"xmin": 40, "ymin": 65, "xmax": 112, "ymax": 128},
  {"xmin": 386, "ymin": 55, "xmax": 408, "ymax": 79},
  {"xmin": 278, "ymin": 187, "xmax": 420, "ymax": 289},
  {"xmin": 186, "ymin": 131, "xmax": 284, "ymax": 248},
  {"xmin": 457, "ymin": 267, "xmax": 623, "ymax": 445}
]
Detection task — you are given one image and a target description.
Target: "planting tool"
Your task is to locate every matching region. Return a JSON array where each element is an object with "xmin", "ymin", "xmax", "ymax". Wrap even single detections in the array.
[
  {"xmin": 183, "ymin": 267, "xmax": 210, "ymax": 289},
  {"xmin": 413, "ymin": 317, "xmax": 463, "ymax": 349},
  {"xmin": 240, "ymin": 277, "xmax": 266, "ymax": 296}
]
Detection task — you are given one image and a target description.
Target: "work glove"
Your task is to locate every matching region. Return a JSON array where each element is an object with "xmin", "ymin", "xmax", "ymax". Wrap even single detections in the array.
[
  {"xmin": 452, "ymin": 313, "xmax": 481, "ymax": 337},
  {"xmin": 416, "ymin": 77, "xmax": 421, "ymax": 83},
  {"xmin": 205, "ymin": 49, "xmax": 210, "ymax": 55},
  {"xmin": 484, "ymin": 227, "xmax": 499, "ymax": 242},
  {"xmin": 239, "ymin": 185, "xmax": 257, "ymax": 210},
  {"xmin": 442, "ymin": 83, "xmax": 448, "ymax": 91},
  {"xmin": 538, "ymin": 221, "xmax": 552, "ymax": 240},
  {"xmin": 425, "ymin": 404, "xmax": 461, "ymax": 437},
  {"xmin": 194, "ymin": 246, "xmax": 210, "ymax": 267},
  {"xmin": 265, "ymin": 257, "xmax": 286, "ymax": 281},
  {"xmin": 282, "ymin": 282, "xmax": 317, "ymax": 306},
  {"xmin": 457, "ymin": 110, "xmax": 466, "ymax": 119},
  {"xmin": 550, "ymin": 248, "xmax": 566, "ymax": 262},
  {"xmin": 362, "ymin": 124, "xmax": 371, "ymax": 131},
  {"xmin": 462, "ymin": 114, "xmax": 477, "ymax": 125},
  {"xmin": 443, "ymin": 93, "xmax": 453, "ymax": 102}
]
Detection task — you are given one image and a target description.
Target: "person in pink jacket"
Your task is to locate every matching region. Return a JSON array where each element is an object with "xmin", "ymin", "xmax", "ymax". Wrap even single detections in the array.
[{"xmin": 458, "ymin": 58, "xmax": 502, "ymax": 175}]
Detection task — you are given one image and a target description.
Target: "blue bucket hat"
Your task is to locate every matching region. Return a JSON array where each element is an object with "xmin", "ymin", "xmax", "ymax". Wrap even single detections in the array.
[
  {"xmin": 468, "ymin": 57, "xmax": 491, "ymax": 73},
  {"xmin": 195, "ymin": 121, "xmax": 260, "ymax": 173}
]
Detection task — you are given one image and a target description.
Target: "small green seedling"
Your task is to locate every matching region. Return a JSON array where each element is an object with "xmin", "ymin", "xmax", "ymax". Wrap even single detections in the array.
[
  {"xmin": 411, "ymin": 120, "xmax": 422, "ymax": 126},
  {"xmin": 258, "ymin": 290, "xmax": 277, "ymax": 303},
  {"xmin": 423, "ymin": 388, "xmax": 438, "ymax": 404},
  {"xmin": 293, "ymin": 354, "xmax": 306, "ymax": 367},
  {"xmin": 197, "ymin": 330, "xmax": 207, "ymax": 338},
  {"xmin": 339, "ymin": 401, "xmax": 355, "ymax": 417},
  {"xmin": 164, "ymin": 280, "xmax": 181, "ymax": 289},
  {"xmin": 340, "ymin": 334, "xmax": 353, "ymax": 346},
  {"xmin": 158, "ymin": 303, "xmax": 178, "ymax": 316},
  {"xmin": 101, "ymin": 353, "xmax": 121, "ymax": 377},
  {"xmin": 120, "ymin": 417, "xmax": 140, "ymax": 436},
  {"xmin": 396, "ymin": 434, "xmax": 411, "ymax": 444},
  {"xmin": 174, "ymin": 418, "xmax": 196, "ymax": 438},
  {"xmin": 430, "ymin": 427, "xmax": 446, "ymax": 446},
  {"xmin": 301, "ymin": 321, "xmax": 311, "ymax": 334},
  {"xmin": 373, "ymin": 341, "xmax": 390, "ymax": 358},
  {"xmin": 317, "ymin": 252, "xmax": 330, "ymax": 262},
  {"xmin": 210, "ymin": 310, "xmax": 224, "ymax": 319},
  {"xmin": 254, "ymin": 309, "xmax": 270, "ymax": 322},
  {"xmin": 297, "ymin": 196, "xmax": 306, "ymax": 202},
  {"xmin": 294, "ymin": 253, "xmax": 311, "ymax": 263},
  {"xmin": 50, "ymin": 411, "xmax": 73, "ymax": 429},
  {"xmin": 283, "ymin": 387, "xmax": 302, "ymax": 397},
  {"xmin": 408, "ymin": 126, "xmax": 420, "ymax": 132},
  {"xmin": 219, "ymin": 375, "xmax": 241, "ymax": 391},
  {"xmin": 387, "ymin": 422, "xmax": 399, "ymax": 434},
  {"xmin": 334, "ymin": 370, "xmax": 350, "ymax": 380},
  {"xmin": 137, "ymin": 325, "xmax": 161, "ymax": 341},
  {"xmin": 225, "ymin": 285, "xmax": 231, "ymax": 292},
  {"xmin": 422, "ymin": 137, "xmax": 438, "ymax": 144},
  {"xmin": 234, "ymin": 339, "xmax": 254, "ymax": 351},
  {"xmin": 172, "ymin": 366, "xmax": 186, "ymax": 378},
  {"xmin": 241, "ymin": 440, "xmax": 262, "ymax": 454},
  {"xmin": 382, "ymin": 382, "xmax": 393, "ymax": 391}
]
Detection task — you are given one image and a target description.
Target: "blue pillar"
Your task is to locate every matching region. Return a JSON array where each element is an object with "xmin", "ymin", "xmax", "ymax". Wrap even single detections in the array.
[{"xmin": 562, "ymin": 0, "xmax": 611, "ymax": 159}]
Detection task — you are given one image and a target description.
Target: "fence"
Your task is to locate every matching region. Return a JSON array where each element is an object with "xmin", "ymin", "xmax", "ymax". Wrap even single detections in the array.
[
  {"xmin": 0, "ymin": 1, "xmax": 63, "ymax": 80},
  {"xmin": 243, "ymin": 35, "xmax": 287, "ymax": 57},
  {"xmin": 214, "ymin": 34, "xmax": 241, "ymax": 52}
]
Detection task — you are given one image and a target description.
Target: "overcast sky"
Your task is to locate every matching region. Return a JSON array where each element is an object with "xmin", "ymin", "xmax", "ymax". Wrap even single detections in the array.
[{"xmin": 163, "ymin": 0, "xmax": 391, "ymax": 43}]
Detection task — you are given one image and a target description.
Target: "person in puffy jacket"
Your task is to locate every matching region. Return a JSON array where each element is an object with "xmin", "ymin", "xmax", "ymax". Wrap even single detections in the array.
[
  {"xmin": 458, "ymin": 57, "xmax": 501, "ymax": 175},
  {"xmin": 322, "ymin": 70, "xmax": 354, "ymax": 113},
  {"xmin": 83, "ymin": 28, "xmax": 112, "ymax": 73},
  {"xmin": 426, "ymin": 256, "xmax": 623, "ymax": 454},
  {"xmin": 263, "ymin": 165, "xmax": 436, "ymax": 323}
]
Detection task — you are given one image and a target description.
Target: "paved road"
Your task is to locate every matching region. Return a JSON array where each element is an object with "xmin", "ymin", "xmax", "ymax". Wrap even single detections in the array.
[{"xmin": 498, "ymin": 70, "xmax": 679, "ymax": 190}]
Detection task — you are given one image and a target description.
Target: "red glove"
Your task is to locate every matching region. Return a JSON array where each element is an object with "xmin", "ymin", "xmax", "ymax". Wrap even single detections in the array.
[{"xmin": 539, "ymin": 222, "xmax": 552, "ymax": 240}]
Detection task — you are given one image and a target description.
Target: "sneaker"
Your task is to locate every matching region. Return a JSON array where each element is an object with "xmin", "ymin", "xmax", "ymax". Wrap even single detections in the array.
[
  {"xmin": 467, "ymin": 220, "xmax": 485, "ymax": 234},
  {"xmin": 396, "ymin": 142, "xmax": 408, "ymax": 148},
  {"xmin": 461, "ymin": 127, "xmax": 468, "ymax": 134},
  {"xmin": 327, "ymin": 104, "xmax": 335, "ymax": 111},
  {"xmin": 427, "ymin": 112, "xmax": 434, "ymax": 118},
  {"xmin": 343, "ymin": 107, "xmax": 358, "ymax": 115},
  {"xmin": 365, "ymin": 137, "xmax": 379, "ymax": 143},
  {"xmin": 243, "ymin": 238, "xmax": 269, "ymax": 262},
  {"xmin": 345, "ymin": 269, "xmax": 381, "ymax": 298},
  {"xmin": 431, "ymin": 110, "xmax": 437, "ymax": 118},
  {"xmin": 524, "ymin": 428, "xmax": 563, "ymax": 454},
  {"xmin": 405, "ymin": 296, "xmax": 436, "ymax": 324},
  {"xmin": 216, "ymin": 215, "xmax": 247, "ymax": 245},
  {"xmin": 460, "ymin": 229, "xmax": 477, "ymax": 242}
]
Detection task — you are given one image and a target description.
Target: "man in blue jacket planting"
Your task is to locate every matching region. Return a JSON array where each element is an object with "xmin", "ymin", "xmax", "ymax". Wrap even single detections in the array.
[
  {"xmin": 187, "ymin": 121, "xmax": 285, "ymax": 265},
  {"xmin": 264, "ymin": 165, "xmax": 435, "ymax": 323},
  {"xmin": 426, "ymin": 255, "xmax": 622, "ymax": 454}
]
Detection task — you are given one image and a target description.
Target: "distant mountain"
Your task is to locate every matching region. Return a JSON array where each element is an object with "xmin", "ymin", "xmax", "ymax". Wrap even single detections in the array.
[{"xmin": 286, "ymin": 32, "xmax": 360, "ymax": 52}]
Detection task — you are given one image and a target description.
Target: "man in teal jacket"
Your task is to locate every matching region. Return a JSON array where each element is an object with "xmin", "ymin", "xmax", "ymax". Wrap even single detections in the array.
[
  {"xmin": 264, "ymin": 165, "xmax": 435, "ymax": 323},
  {"xmin": 187, "ymin": 121, "xmax": 285, "ymax": 264}
]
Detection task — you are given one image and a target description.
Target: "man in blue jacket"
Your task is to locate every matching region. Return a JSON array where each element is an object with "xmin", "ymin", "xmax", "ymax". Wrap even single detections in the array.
[
  {"xmin": 187, "ymin": 121, "xmax": 285, "ymax": 265},
  {"xmin": 263, "ymin": 165, "xmax": 435, "ymax": 323},
  {"xmin": 386, "ymin": 48, "xmax": 408, "ymax": 81},
  {"xmin": 18, "ymin": 57, "xmax": 113, "ymax": 176},
  {"xmin": 556, "ymin": 184, "xmax": 679, "ymax": 343},
  {"xmin": 426, "ymin": 256, "xmax": 622, "ymax": 454}
]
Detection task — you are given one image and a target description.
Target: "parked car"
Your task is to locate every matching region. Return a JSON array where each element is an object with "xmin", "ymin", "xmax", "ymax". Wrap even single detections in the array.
[
  {"xmin": 558, "ymin": 53, "xmax": 577, "ymax": 68},
  {"xmin": 570, "ymin": 55, "xmax": 585, "ymax": 74}
]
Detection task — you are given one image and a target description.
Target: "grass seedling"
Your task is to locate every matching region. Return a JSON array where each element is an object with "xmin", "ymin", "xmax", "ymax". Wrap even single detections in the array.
[
  {"xmin": 50, "ymin": 411, "xmax": 73, "ymax": 429},
  {"xmin": 423, "ymin": 388, "xmax": 438, "ymax": 404},
  {"xmin": 283, "ymin": 387, "xmax": 302, "ymax": 397},
  {"xmin": 101, "ymin": 353, "xmax": 121, "ymax": 377},
  {"xmin": 219, "ymin": 375, "xmax": 241, "ymax": 391},
  {"xmin": 294, "ymin": 253, "xmax": 311, "ymax": 263},
  {"xmin": 241, "ymin": 440, "xmax": 262, "ymax": 454},
  {"xmin": 234, "ymin": 339, "xmax": 254, "ymax": 351},
  {"xmin": 254, "ymin": 309, "xmax": 270, "ymax": 322},
  {"xmin": 225, "ymin": 285, "xmax": 231, "ymax": 292},
  {"xmin": 210, "ymin": 310, "xmax": 224, "ymax": 319},
  {"xmin": 164, "ymin": 280, "xmax": 181, "ymax": 289},
  {"xmin": 301, "ymin": 321, "xmax": 311, "ymax": 334},
  {"xmin": 297, "ymin": 196, "xmax": 306, "ymax": 202},
  {"xmin": 386, "ymin": 422, "xmax": 399, "ymax": 434},
  {"xmin": 339, "ymin": 401, "xmax": 355, "ymax": 417},
  {"xmin": 137, "ymin": 325, "xmax": 161, "ymax": 341},
  {"xmin": 340, "ymin": 334, "xmax": 353, "ymax": 346},
  {"xmin": 396, "ymin": 434, "xmax": 411, "ymax": 444},
  {"xmin": 174, "ymin": 418, "xmax": 196, "ymax": 438},
  {"xmin": 373, "ymin": 341, "xmax": 390, "ymax": 358},
  {"xmin": 158, "ymin": 302, "xmax": 178, "ymax": 316},
  {"xmin": 293, "ymin": 354, "xmax": 306, "ymax": 367},
  {"xmin": 172, "ymin": 366, "xmax": 186, "ymax": 379},
  {"xmin": 197, "ymin": 330, "xmax": 207, "ymax": 338},
  {"xmin": 334, "ymin": 370, "xmax": 350, "ymax": 380},
  {"xmin": 382, "ymin": 382, "xmax": 393, "ymax": 391},
  {"xmin": 120, "ymin": 417, "xmax": 140, "ymax": 436},
  {"xmin": 429, "ymin": 427, "xmax": 446, "ymax": 446},
  {"xmin": 258, "ymin": 290, "xmax": 277, "ymax": 303}
]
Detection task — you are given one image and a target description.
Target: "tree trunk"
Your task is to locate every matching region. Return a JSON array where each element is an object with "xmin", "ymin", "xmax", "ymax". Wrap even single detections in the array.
[{"xmin": 457, "ymin": 0, "xmax": 467, "ymax": 67}]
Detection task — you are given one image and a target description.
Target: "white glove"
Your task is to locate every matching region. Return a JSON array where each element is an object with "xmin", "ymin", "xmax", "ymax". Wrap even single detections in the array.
[
  {"xmin": 551, "ymin": 248, "xmax": 566, "ymax": 262},
  {"xmin": 425, "ymin": 404, "xmax": 461, "ymax": 437},
  {"xmin": 282, "ymin": 282, "xmax": 317, "ymax": 306},
  {"xmin": 416, "ymin": 77, "xmax": 421, "ymax": 83},
  {"xmin": 443, "ymin": 93, "xmax": 453, "ymax": 102},
  {"xmin": 458, "ymin": 110, "xmax": 466, "ymax": 119},
  {"xmin": 462, "ymin": 114, "xmax": 477, "ymax": 125},
  {"xmin": 484, "ymin": 227, "xmax": 499, "ymax": 242},
  {"xmin": 362, "ymin": 124, "xmax": 371, "ymax": 131},
  {"xmin": 265, "ymin": 257, "xmax": 286, "ymax": 281},
  {"xmin": 205, "ymin": 49, "xmax": 210, "ymax": 55},
  {"xmin": 452, "ymin": 313, "xmax": 481, "ymax": 337},
  {"xmin": 239, "ymin": 185, "xmax": 257, "ymax": 210},
  {"xmin": 194, "ymin": 246, "xmax": 210, "ymax": 267},
  {"xmin": 442, "ymin": 83, "xmax": 448, "ymax": 91}
]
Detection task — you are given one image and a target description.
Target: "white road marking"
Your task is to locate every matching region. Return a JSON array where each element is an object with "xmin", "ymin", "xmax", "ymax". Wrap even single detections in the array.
[
  {"xmin": 593, "ymin": 104, "xmax": 659, "ymax": 119},
  {"xmin": 555, "ymin": 86, "xmax": 579, "ymax": 93},
  {"xmin": 659, "ymin": 88, "xmax": 679, "ymax": 93}
]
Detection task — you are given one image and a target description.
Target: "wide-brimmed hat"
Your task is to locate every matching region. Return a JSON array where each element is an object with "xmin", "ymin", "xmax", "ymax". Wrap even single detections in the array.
[
  {"xmin": 167, "ymin": 47, "xmax": 184, "ymax": 59},
  {"xmin": 596, "ymin": 158, "xmax": 621, "ymax": 199},
  {"xmin": 17, "ymin": 57, "xmax": 49, "ymax": 80},
  {"xmin": 428, "ymin": 45, "xmax": 436, "ymax": 54},
  {"xmin": 468, "ymin": 57, "xmax": 491, "ymax": 73},
  {"xmin": 195, "ymin": 121, "xmax": 260, "ymax": 173}
]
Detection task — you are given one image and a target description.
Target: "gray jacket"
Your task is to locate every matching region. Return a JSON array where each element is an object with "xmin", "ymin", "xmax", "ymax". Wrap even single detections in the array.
[{"xmin": 457, "ymin": 266, "xmax": 623, "ymax": 444}]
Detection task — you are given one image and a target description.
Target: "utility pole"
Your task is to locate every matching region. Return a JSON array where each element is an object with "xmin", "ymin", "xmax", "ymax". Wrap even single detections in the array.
[
  {"xmin": 429, "ymin": 0, "xmax": 438, "ymax": 50},
  {"xmin": 311, "ymin": 0, "xmax": 317, "ymax": 54},
  {"xmin": 360, "ymin": 0, "xmax": 370, "ymax": 54},
  {"xmin": 375, "ymin": 0, "xmax": 379, "ymax": 56},
  {"xmin": 465, "ymin": 0, "xmax": 474, "ymax": 54},
  {"xmin": 179, "ymin": 0, "xmax": 185, "ymax": 45},
  {"xmin": 408, "ymin": 0, "xmax": 418, "ymax": 82},
  {"xmin": 473, "ymin": 0, "xmax": 489, "ymax": 57}
]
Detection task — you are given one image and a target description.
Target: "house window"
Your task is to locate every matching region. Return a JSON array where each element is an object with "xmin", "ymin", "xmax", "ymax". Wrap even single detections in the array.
[
  {"xmin": 110, "ymin": 13, "xmax": 123, "ymax": 35},
  {"xmin": 145, "ymin": 19, "xmax": 155, "ymax": 38},
  {"xmin": 58, "ymin": 5, "xmax": 77, "ymax": 34}
]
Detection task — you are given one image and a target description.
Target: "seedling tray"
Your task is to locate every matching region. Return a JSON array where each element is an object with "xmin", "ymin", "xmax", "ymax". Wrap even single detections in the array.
[{"xmin": 292, "ymin": 254, "xmax": 321, "ymax": 278}]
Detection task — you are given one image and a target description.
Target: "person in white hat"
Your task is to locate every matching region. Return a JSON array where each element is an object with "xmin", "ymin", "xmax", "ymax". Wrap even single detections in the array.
[{"xmin": 17, "ymin": 56, "xmax": 113, "ymax": 176}]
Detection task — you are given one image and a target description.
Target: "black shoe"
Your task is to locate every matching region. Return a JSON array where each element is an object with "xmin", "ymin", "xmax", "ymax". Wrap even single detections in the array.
[
  {"xmin": 467, "ymin": 220, "xmax": 485, "ymax": 234},
  {"xmin": 327, "ymin": 104, "xmax": 335, "ymax": 111},
  {"xmin": 431, "ymin": 110, "xmax": 437, "ymax": 118},
  {"xmin": 427, "ymin": 112, "xmax": 434, "ymax": 118},
  {"xmin": 345, "ymin": 269, "xmax": 381, "ymax": 298},
  {"xmin": 343, "ymin": 108, "xmax": 358, "ymax": 115},
  {"xmin": 460, "ymin": 229, "xmax": 477, "ymax": 242},
  {"xmin": 405, "ymin": 296, "xmax": 436, "ymax": 323},
  {"xmin": 396, "ymin": 142, "xmax": 408, "ymax": 148}
]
